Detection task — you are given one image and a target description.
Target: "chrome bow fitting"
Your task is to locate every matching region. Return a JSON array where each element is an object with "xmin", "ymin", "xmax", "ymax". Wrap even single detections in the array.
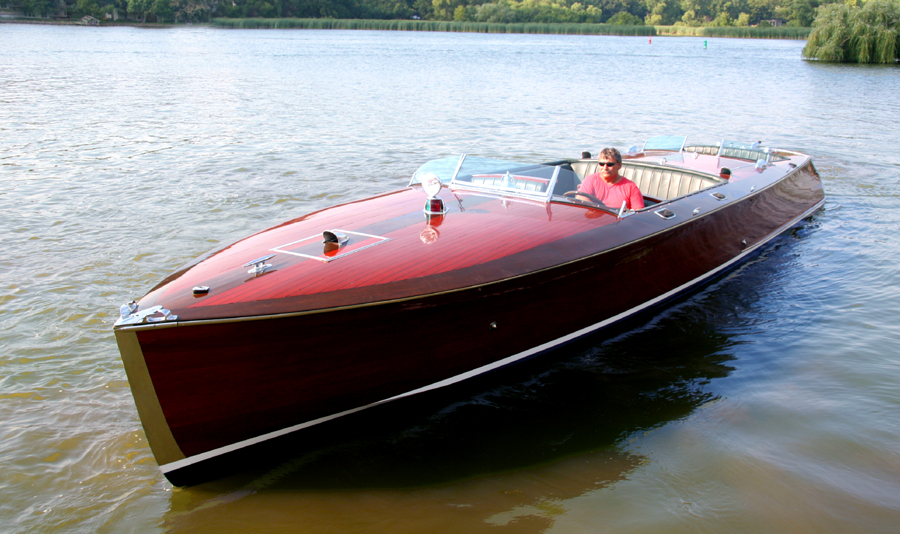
[{"xmin": 115, "ymin": 302, "xmax": 177, "ymax": 327}]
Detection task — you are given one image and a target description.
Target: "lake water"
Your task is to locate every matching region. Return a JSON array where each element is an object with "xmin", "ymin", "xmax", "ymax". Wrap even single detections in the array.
[{"xmin": 2, "ymin": 23, "xmax": 899, "ymax": 533}]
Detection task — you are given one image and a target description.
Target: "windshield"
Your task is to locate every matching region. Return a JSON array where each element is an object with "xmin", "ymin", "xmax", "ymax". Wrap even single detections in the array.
[
  {"xmin": 719, "ymin": 140, "xmax": 761, "ymax": 151},
  {"xmin": 642, "ymin": 136, "xmax": 686, "ymax": 152},
  {"xmin": 717, "ymin": 140, "xmax": 785, "ymax": 162},
  {"xmin": 410, "ymin": 155, "xmax": 578, "ymax": 203}
]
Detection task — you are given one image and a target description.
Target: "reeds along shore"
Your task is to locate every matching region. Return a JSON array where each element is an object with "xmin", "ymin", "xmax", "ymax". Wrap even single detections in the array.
[
  {"xmin": 655, "ymin": 25, "xmax": 810, "ymax": 39},
  {"xmin": 211, "ymin": 18, "xmax": 805, "ymax": 39},
  {"xmin": 1, "ymin": 17, "xmax": 809, "ymax": 39},
  {"xmin": 211, "ymin": 18, "xmax": 653, "ymax": 35}
]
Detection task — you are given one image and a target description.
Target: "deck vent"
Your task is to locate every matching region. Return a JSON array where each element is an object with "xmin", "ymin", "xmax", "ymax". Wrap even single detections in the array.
[
  {"xmin": 323, "ymin": 231, "xmax": 349, "ymax": 246},
  {"xmin": 711, "ymin": 192, "xmax": 726, "ymax": 201},
  {"xmin": 323, "ymin": 230, "xmax": 350, "ymax": 256}
]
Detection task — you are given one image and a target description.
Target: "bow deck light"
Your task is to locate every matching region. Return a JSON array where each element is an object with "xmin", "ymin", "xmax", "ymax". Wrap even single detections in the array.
[{"xmin": 421, "ymin": 173, "xmax": 448, "ymax": 216}]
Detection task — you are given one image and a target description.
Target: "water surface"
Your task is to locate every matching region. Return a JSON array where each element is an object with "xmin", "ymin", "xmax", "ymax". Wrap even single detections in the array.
[{"xmin": 1, "ymin": 25, "xmax": 899, "ymax": 533}]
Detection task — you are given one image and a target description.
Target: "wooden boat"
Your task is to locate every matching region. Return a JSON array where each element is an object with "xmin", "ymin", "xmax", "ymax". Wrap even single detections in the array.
[{"xmin": 114, "ymin": 137, "xmax": 825, "ymax": 485}]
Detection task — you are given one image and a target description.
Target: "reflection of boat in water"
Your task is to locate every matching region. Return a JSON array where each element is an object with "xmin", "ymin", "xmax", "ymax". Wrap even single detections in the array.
[{"xmin": 114, "ymin": 136, "xmax": 825, "ymax": 485}]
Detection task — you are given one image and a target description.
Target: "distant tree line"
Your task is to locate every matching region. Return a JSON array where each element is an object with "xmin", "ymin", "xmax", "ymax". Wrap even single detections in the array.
[
  {"xmin": 207, "ymin": 0, "xmax": 832, "ymax": 26},
  {"xmin": 14, "ymin": 0, "xmax": 889, "ymax": 33}
]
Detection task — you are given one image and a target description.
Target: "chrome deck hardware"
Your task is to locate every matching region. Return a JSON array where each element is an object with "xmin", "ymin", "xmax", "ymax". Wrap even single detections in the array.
[
  {"xmin": 617, "ymin": 200, "xmax": 631, "ymax": 219},
  {"xmin": 322, "ymin": 231, "xmax": 350, "ymax": 246},
  {"xmin": 243, "ymin": 254, "xmax": 276, "ymax": 275},
  {"xmin": 120, "ymin": 301, "xmax": 138, "ymax": 318},
  {"xmin": 115, "ymin": 304, "xmax": 178, "ymax": 326},
  {"xmin": 655, "ymin": 208, "xmax": 676, "ymax": 220}
]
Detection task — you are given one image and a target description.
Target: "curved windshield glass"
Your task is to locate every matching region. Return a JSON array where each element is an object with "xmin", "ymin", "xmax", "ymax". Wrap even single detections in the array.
[
  {"xmin": 410, "ymin": 155, "xmax": 578, "ymax": 203},
  {"xmin": 718, "ymin": 140, "xmax": 785, "ymax": 162},
  {"xmin": 409, "ymin": 156, "xmax": 466, "ymax": 186},
  {"xmin": 642, "ymin": 136, "xmax": 686, "ymax": 152}
]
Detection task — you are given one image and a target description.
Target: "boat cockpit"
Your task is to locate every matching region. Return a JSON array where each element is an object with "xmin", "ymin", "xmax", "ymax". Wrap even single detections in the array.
[{"xmin": 408, "ymin": 137, "xmax": 788, "ymax": 217}]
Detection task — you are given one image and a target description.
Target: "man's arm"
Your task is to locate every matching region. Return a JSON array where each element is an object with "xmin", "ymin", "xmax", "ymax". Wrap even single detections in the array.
[{"xmin": 629, "ymin": 183, "xmax": 645, "ymax": 210}]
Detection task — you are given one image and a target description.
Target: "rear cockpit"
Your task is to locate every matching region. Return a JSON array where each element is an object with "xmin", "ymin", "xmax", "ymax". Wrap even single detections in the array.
[{"xmin": 408, "ymin": 137, "xmax": 792, "ymax": 216}]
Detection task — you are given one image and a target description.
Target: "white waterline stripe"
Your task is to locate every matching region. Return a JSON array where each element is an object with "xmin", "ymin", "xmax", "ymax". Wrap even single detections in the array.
[{"xmin": 161, "ymin": 200, "xmax": 824, "ymax": 474}]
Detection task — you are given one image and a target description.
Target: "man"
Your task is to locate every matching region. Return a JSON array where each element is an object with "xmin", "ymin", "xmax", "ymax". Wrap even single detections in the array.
[{"xmin": 577, "ymin": 148, "xmax": 645, "ymax": 210}]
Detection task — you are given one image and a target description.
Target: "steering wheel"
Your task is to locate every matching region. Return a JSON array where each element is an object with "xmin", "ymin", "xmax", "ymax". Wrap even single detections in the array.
[{"xmin": 564, "ymin": 191, "xmax": 604, "ymax": 205}]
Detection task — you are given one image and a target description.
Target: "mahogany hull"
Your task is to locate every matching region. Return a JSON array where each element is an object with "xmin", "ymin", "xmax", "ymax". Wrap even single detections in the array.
[{"xmin": 115, "ymin": 156, "xmax": 824, "ymax": 484}]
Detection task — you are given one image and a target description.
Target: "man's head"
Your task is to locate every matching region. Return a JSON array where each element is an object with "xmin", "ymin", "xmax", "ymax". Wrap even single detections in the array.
[
  {"xmin": 719, "ymin": 167, "xmax": 732, "ymax": 179},
  {"xmin": 598, "ymin": 148, "xmax": 622, "ymax": 165},
  {"xmin": 598, "ymin": 148, "xmax": 622, "ymax": 183}
]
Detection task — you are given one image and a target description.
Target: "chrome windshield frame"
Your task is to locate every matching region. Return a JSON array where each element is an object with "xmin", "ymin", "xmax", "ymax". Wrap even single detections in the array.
[
  {"xmin": 411, "ymin": 155, "xmax": 564, "ymax": 204},
  {"xmin": 451, "ymin": 161, "xmax": 561, "ymax": 203}
]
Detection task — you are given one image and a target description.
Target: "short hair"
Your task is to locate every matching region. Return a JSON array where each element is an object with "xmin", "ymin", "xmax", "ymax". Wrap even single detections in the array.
[
  {"xmin": 719, "ymin": 167, "xmax": 732, "ymax": 176},
  {"xmin": 599, "ymin": 147, "xmax": 622, "ymax": 164},
  {"xmin": 581, "ymin": 151, "xmax": 592, "ymax": 159}
]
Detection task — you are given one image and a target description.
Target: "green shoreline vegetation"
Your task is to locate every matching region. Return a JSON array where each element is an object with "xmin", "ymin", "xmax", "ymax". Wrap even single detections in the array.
[
  {"xmin": 654, "ymin": 23, "xmax": 810, "ymax": 37},
  {"xmin": 802, "ymin": 0, "xmax": 900, "ymax": 62},
  {"xmin": 4, "ymin": 0, "xmax": 897, "ymax": 61},
  {"xmin": 209, "ymin": 17, "xmax": 809, "ymax": 38},
  {"xmin": 5, "ymin": 0, "xmax": 819, "ymax": 31},
  {"xmin": 211, "ymin": 17, "xmax": 656, "ymax": 34}
]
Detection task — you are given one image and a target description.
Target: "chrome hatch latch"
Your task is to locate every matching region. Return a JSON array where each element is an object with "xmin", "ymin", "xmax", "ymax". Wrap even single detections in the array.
[
  {"xmin": 115, "ymin": 302, "xmax": 178, "ymax": 327},
  {"xmin": 243, "ymin": 254, "xmax": 275, "ymax": 275}
]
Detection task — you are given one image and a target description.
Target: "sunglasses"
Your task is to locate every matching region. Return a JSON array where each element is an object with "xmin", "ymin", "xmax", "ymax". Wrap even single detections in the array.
[{"xmin": 598, "ymin": 161, "xmax": 618, "ymax": 168}]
